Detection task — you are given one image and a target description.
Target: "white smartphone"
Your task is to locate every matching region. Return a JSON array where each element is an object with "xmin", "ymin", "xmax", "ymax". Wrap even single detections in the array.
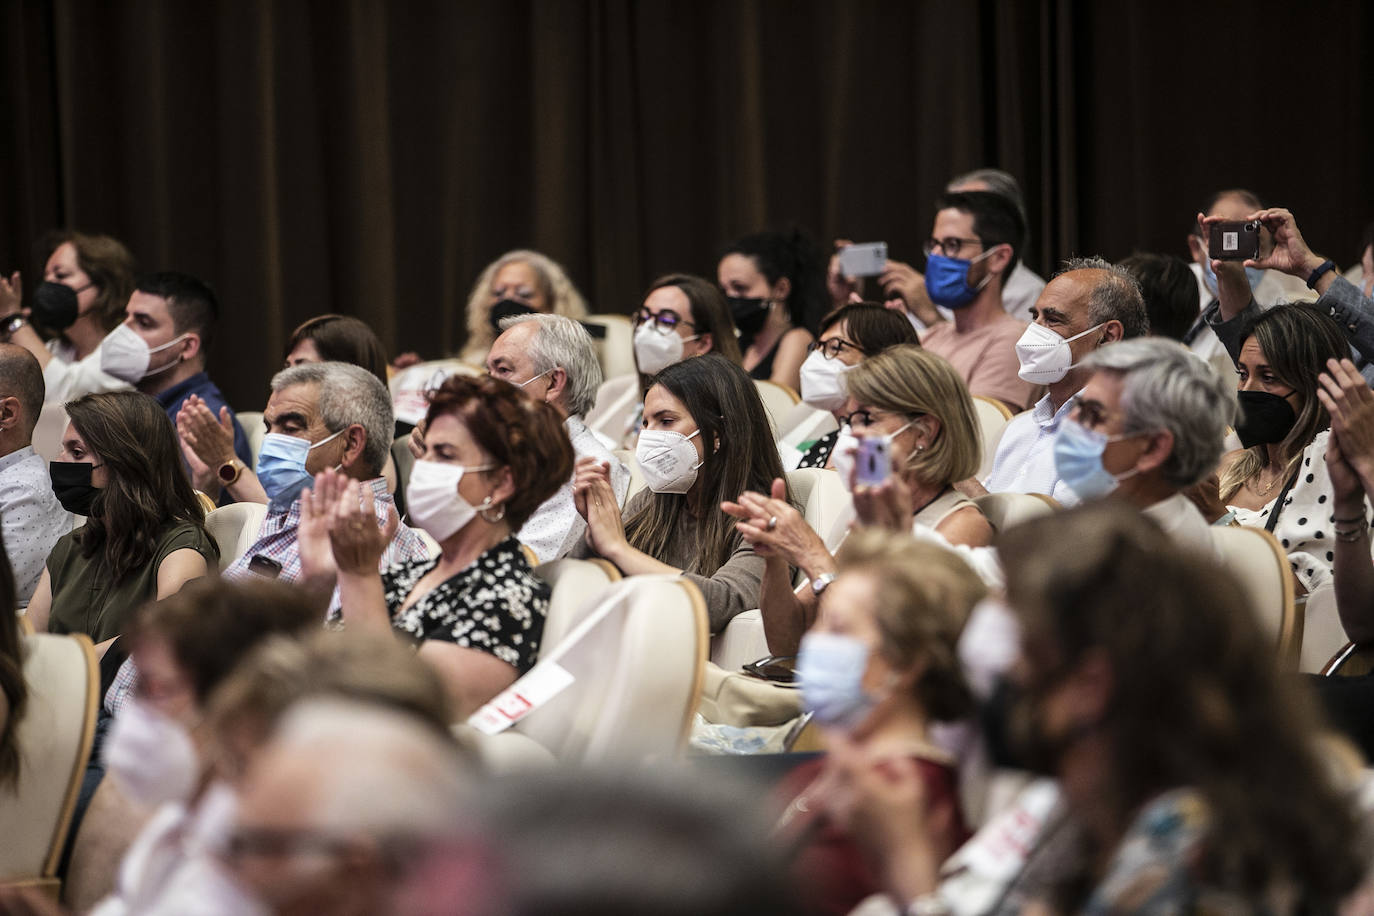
[{"xmin": 838, "ymin": 241, "xmax": 888, "ymax": 278}]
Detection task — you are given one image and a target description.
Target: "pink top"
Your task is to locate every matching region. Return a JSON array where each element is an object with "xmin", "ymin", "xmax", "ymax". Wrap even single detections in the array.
[{"xmin": 920, "ymin": 316, "xmax": 1038, "ymax": 412}]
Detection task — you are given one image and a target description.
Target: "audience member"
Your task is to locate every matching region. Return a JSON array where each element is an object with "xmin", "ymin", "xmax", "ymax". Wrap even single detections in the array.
[
  {"xmin": 25, "ymin": 391, "xmax": 216, "ymax": 655},
  {"xmin": 729, "ymin": 344, "xmax": 991, "ymax": 656},
  {"xmin": 284, "ymin": 313, "xmax": 389, "ymax": 384},
  {"xmin": 718, "ymin": 228, "xmax": 825, "ymax": 392},
  {"xmin": 774, "ymin": 530, "xmax": 982, "ymax": 915},
  {"xmin": 484, "ymin": 313, "xmax": 628, "ymax": 562},
  {"xmin": 1066, "ymin": 338, "xmax": 1235, "ymax": 553},
  {"xmin": 607, "ymin": 272, "xmax": 745, "ymax": 447},
  {"xmin": 1202, "ymin": 207, "xmax": 1374, "ymax": 385},
  {"xmin": 0, "ymin": 343, "xmax": 70, "ymax": 606},
  {"xmin": 835, "ymin": 504, "xmax": 1370, "ymax": 912},
  {"xmin": 225, "ymin": 697, "xmax": 472, "ymax": 915},
  {"xmin": 1180, "ymin": 189, "xmax": 1307, "ymax": 362},
  {"xmin": 1213, "ymin": 304, "xmax": 1350, "ymax": 594},
  {"xmin": 78, "ymin": 578, "xmax": 320, "ymax": 914},
  {"xmin": 442, "ymin": 769, "xmax": 801, "ymax": 916},
  {"xmin": 0, "ymin": 231, "xmax": 139, "ymax": 402},
  {"xmin": 1354, "ymin": 219, "xmax": 1374, "ymax": 298},
  {"xmin": 110, "ymin": 272, "xmax": 252, "ymax": 487},
  {"xmin": 792, "ymin": 303, "xmax": 918, "ymax": 470},
  {"xmin": 305, "ymin": 373, "xmax": 572, "ymax": 717},
  {"xmin": 216, "ymin": 362, "xmax": 427, "ymax": 581},
  {"xmin": 574, "ymin": 353, "xmax": 787, "ymax": 630},
  {"xmin": 908, "ymin": 191, "xmax": 1037, "ymax": 412},
  {"xmin": 0, "ymin": 548, "xmax": 25, "ymax": 790},
  {"xmin": 1117, "ymin": 252, "xmax": 1198, "ymax": 342},
  {"xmin": 460, "ymin": 249, "xmax": 588, "ymax": 367},
  {"xmin": 980, "ymin": 258, "xmax": 1149, "ymax": 504}
]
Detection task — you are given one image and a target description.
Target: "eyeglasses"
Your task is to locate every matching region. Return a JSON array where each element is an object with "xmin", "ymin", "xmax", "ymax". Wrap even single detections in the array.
[
  {"xmin": 922, "ymin": 236, "xmax": 985, "ymax": 259},
  {"xmin": 224, "ymin": 827, "xmax": 355, "ymax": 862},
  {"xmin": 840, "ymin": 408, "xmax": 920, "ymax": 430},
  {"xmin": 635, "ymin": 307, "xmax": 695, "ymax": 335},
  {"xmin": 806, "ymin": 337, "xmax": 863, "ymax": 360}
]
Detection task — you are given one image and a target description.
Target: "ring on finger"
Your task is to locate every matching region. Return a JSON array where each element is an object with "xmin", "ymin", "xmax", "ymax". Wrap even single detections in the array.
[{"xmin": 767, "ymin": 516, "xmax": 778, "ymax": 532}]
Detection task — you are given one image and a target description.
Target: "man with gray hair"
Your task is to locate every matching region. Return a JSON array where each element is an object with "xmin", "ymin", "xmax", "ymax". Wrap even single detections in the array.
[
  {"xmin": 483, "ymin": 313, "xmax": 629, "ymax": 562},
  {"xmin": 222, "ymin": 361, "xmax": 429, "ymax": 586},
  {"xmin": 225, "ymin": 697, "xmax": 472, "ymax": 914},
  {"xmin": 1060, "ymin": 338, "xmax": 1235, "ymax": 553},
  {"xmin": 978, "ymin": 258, "xmax": 1150, "ymax": 505}
]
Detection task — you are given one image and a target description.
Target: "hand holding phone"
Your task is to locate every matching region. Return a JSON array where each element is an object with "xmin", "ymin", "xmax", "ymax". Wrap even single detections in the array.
[
  {"xmin": 1209, "ymin": 220, "xmax": 1262, "ymax": 261},
  {"xmin": 854, "ymin": 436, "xmax": 891, "ymax": 487}
]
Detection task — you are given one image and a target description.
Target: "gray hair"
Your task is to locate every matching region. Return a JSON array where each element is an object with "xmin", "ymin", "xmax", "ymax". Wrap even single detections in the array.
[
  {"xmin": 1081, "ymin": 338, "xmax": 1238, "ymax": 488},
  {"xmin": 1055, "ymin": 256, "xmax": 1150, "ymax": 339},
  {"xmin": 499, "ymin": 313, "xmax": 603, "ymax": 417},
  {"xmin": 270, "ymin": 362, "xmax": 394, "ymax": 477},
  {"xmin": 270, "ymin": 698, "xmax": 470, "ymax": 841},
  {"xmin": 947, "ymin": 168, "xmax": 1026, "ymax": 218}
]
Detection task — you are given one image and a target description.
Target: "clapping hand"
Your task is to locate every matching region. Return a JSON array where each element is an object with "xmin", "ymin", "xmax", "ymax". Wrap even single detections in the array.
[
  {"xmin": 722, "ymin": 477, "xmax": 826, "ymax": 569},
  {"xmin": 329, "ymin": 478, "xmax": 399, "ymax": 576},
  {"xmin": 298, "ymin": 467, "xmax": 349, "ymax": 584},
  {"xmin": 0, "ymin": 271, "xmax": 21, "ymax": 320},
  {"xmin": 1317, "ymin": 357, "xmax": 1374, "ymax": 502},
  {"xmin": 177, "ymin": 395, "xmax": 238, "ymax": 468}
]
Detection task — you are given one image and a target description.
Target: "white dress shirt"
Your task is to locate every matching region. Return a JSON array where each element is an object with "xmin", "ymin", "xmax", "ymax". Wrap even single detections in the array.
[
  {"xmin": 0, "ymin": 445, "xmax": 71, "ymax": 607},
  {"xmin": 981, "ymin": 391, "xmax": 1081, "ymax": 507},
  {"xmin": 44, "ymin": 337, "xmax": 132, "ymax": 403},
  {"xmin": 517, "ymin": 415, "xmax": 630, "ymax": 564}
]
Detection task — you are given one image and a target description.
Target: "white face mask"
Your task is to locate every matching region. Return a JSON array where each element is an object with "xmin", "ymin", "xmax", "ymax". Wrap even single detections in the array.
[
  {"xmin": 404, "ymin": 459, "xmax": 496, "ymax": 542},
  {"xmin": 636, "ymin": 427, "xmax": 703, "ymax": 494},
  {"xmin": 1015, "ymin": 321, "xmax": 1104, "ymax": 385},
  {"xmin": 188, "ymin": 780, "xmax": 240, "ymax": 853},
  {"xmin": 799, "ymin": 350, "xmax": 855, "ymax": 413},
  {"xmin": 104, "ymin": 696, "xmax": 199, "ymax": 808},
  {"xmin": 100, "ymin": 323, "xmax": 189, "ymax": 383},
  {"xmin": 633, "ymin": 320, "xmax": 698, "ymax": 377}
]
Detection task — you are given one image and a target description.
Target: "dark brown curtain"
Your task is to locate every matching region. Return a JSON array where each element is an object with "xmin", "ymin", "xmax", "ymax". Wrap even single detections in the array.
[{"xmin": 2, "ymin": 0, "xmax": 1369, "ymax": 409}]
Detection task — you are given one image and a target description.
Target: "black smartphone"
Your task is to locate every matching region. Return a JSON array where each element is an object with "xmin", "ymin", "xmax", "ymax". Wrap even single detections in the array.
[
  {"xmin": 1209, "ymin": 220, "xmax": 1261, "ymax": 261},
  {"xmin": 247, "ymin": 555, "xmax": 283, "ymax": 579}
]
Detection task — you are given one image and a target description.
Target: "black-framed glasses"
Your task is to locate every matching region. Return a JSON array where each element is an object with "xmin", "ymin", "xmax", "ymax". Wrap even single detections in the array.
[
  {"xmin": 922, "ymin": 236, "xmax": 985, "ymax": 258},
  {"xmin": 806, "ymin": 337, "xmax": 863, "ymax": 360},
  {"xmin": 840, "ymin": 408, "xmax": 921, "ymax": 430},
  {"xmin": 635, "ymin": 307, "xmax": 696, "ymax": 335},
  {"xmin": 224, "ymin": 827, "xmax": 355, "ymax": 862}
]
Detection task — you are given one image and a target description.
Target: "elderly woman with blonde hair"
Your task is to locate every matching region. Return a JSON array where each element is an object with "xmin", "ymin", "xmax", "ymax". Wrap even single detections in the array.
[{"xmin": 460, "ymin": 249, "xmax": 588, "ymax": 365}]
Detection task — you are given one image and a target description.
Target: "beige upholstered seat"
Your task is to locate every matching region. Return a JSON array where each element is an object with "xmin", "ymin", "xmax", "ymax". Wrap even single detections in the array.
[
  {"xmin": 388, "ymin": 359, "xmax": 482, "ymax": 427},
  {"xmin": 534, "ymin": 557, "xmax": 622, "ymax": 655},
  {"xmin": 204, "ymin": 502, "xmax": 269, "ymax": 572},
  {"xmin": 753, "ymin": 380, "xmax": 800, "ymax": 438},
  {"xmin": 32, "ymin": 403, "xmax": 69, "ymax": 463},
  {"xmin": 1300, "ymin": 586, "xmax": 1347, "ymax": 674},
  {"xmin": 581, "ymin": 314, "xmax": 636, "ymax": 382},
  {"xmin": 0, "ymin": 634, "xmax": 98, "ymax": 895},
  {"xmin": 1209, "ymin": 525, "xmax": 1299, "ymax": 667},
  {"xmin": 585, "ymin": 374, "xmax": 640, "ymax": 444},
  {"xmin": 505, "ymin": 575, "xmax": 707, "ymax": 764},
  {"xmin": 612, "ymin": 448, "xmax": 646, "ymax": 502},
  {"xmin": 972, "ymin": 492, "xmax": 1059, "ymax": 533},
  {"xmin": 234, "ymin": 410, "xmax": 266, "ymax": 465},
  {"xmin": 972, "ymin": 396, "xmax": 1014, "ymax": 480},
  {"xmin": 775, "ymin": 402, "xmax": 838, "ymax": 459}
]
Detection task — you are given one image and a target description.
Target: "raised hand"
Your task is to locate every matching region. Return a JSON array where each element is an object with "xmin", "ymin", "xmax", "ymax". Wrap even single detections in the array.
[
  {"xmin": 879, "ymin": 259, "xmax": 939, "ymax": 325},
  {"xmin": 572, "ymin": 456, "xmax": 612, "ymax": 520},
  {"xmin": 826, "ymin": 238, "xmax": 860, "ymax": 306},
  {"xmin": 329, "ymin": 478, "xmax": 398, "ymax": 575},
  {"xmin": 176, "ymin": 395, "xmax": 238, "ymax": 468},
  {"xmin": 1228, "ymin": 207, "xmax": 1326, "ymax": 279},
  {"xmin": 722, "ymin": 477, "xmax": 829, "ymax": 573},
  {"xmin": 1317, "ymin": 357, "xmax": 1374, "ymax": 497},
  {"xmin": 298, "ymin": 467, "xmax": 347, "ymax": 583},
  {"xmin": 581, "ymin": 473, "xmax": 627, "ymax": 558},
  {"xmin": 0, "ymin": 270, "xmax": 21, "ymax": 319},
  {"xmin": 407, "ymin": 417, "xmax": 428, "ymax": 460}
]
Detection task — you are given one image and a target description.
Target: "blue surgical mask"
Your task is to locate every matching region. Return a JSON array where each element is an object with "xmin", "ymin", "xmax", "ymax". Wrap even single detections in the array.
[
  {"xmin": 925, "ymin": 250, "xmax": 993, "ymax": 309},
  {"xmin": 798, "ymin": 631, "xmax": 878, "ymax": 729},
  {"xmin": 1200, "ymin": 257, "xmax": 1265, "ymax": 298},
  {"xmin": 1052, "ymin": 417, "xmax": 1141, "ymax": 501},
  {"xmin": 256, "ymin": 429, "xmax": 344, "ymax": 511}
]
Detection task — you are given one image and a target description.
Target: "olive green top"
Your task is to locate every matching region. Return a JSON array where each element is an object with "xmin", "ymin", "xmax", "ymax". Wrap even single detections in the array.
[{"xmin": 45, "ymin": 520, "xmax": 218, "ymax": 644}]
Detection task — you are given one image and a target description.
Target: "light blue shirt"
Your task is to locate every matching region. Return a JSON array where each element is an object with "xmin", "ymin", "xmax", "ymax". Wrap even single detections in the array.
[
  {"xmin": 981, "ymin": 392, "xmax": 1081, "ymax": 507},
  {"xmin": 0, "ymin": 445, "xmax": 72, "ymax": 607}
]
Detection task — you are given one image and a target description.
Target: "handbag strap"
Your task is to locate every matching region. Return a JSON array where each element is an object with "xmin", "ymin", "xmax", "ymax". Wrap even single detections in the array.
[{"xmin": 1264, "ymin": 467, "xmax": 1300, "ymax": 533}]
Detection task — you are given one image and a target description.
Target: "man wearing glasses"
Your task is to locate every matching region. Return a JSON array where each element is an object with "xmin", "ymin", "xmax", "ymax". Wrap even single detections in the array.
[{"xmin": 915, "ymin": 191, "xmax": 1039, "ymax": 413}]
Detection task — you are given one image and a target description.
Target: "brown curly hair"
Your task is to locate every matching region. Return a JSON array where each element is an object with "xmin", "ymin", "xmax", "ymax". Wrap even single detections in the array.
[{"xmin": 424, "ymin": 374, "xmax": 574, "ymax": 530}]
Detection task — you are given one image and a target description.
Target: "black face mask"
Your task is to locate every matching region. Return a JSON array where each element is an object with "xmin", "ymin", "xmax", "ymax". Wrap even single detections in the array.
[
  {"xmin": 489, "ymin": 299, "xmax": 536, "ymax": 332},
  {"xmin": 979, "ymin": 675, "xmax": 1098, "ymax": 776},
  {"xmin": 50, "ymin": 460, "xmax": 101, "ymax": 516},
  {"xmin": 1235, "ymin": 389, "xmax": 1298, "ymax": 449},
  {"xmin": 728, "ymin": 296, "xmax": 770, "ymax": 346},
  {"xmin": 31, "ymin": 282, "xmax": 81, "ymax": 332}
]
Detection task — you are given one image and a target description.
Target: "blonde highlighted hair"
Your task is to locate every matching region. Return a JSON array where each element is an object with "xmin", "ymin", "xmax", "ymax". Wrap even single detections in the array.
[
  {"xmin": 461, "ymin": 249, "xmax": 588, "ymax": 362},
  {"xmin": 845, "ymin": 344, "xmax": 982, "ymax": 487}
]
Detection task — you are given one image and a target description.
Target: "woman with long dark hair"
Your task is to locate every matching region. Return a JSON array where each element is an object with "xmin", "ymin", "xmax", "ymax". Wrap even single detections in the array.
[
  {"xmin": 0, "ymin": 548, "xmax": 26, "ymax": 789},
  {"xmin": 574, "ymin": 353, "xmax": 789, "ymax": 630},
  {"xmin": 25, "ymin": 390, "xmax": 218, "ymax": 655}
]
